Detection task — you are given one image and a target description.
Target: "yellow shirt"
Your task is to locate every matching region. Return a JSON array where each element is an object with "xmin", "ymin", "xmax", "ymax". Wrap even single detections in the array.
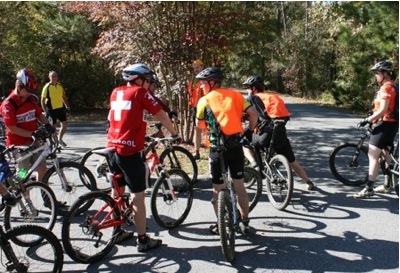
[{"xmin": 41, "ymin": 82, "xmax": 65, "ymax": 110}]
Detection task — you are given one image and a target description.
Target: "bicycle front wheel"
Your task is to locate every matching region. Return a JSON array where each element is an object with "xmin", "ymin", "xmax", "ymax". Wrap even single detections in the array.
[
  {"xmin": 159, "ymin": 146, "xmax": 198, "ymax": 185},
  {"xmin": 80, "ymin": 147, "xmax": 111, "ymax": 192},
  {"xmin": 265, "ymin": 154, "xmax": 293, "ymax": 211},
  {"xmin": 43, "ymin": 161, "xmax": 96, "ymax": 215},
  {"xmin": 329, "ymin": 143, "xmax": 368, "ymax": 186},
  {"xmin": 151, "ymin": 168, "xmax": 193, "ymax": 229},
  {"xmin": 1, "ymin": 225, "xmax": 63, "ymax": 273},
  {"xmin": 217, "ymin": 189, "xmax": 235, "ymax": 263},
  {"xmin": 62, "ymin": 191, "xmax": 120, "ymax": 264},
  {"xmin": 243, "ymin": 166, "xmax": 262, "ymax": 213},
  {"xmin": 4, "ymin": 181, "xmax": 57, "ymax": 245}
]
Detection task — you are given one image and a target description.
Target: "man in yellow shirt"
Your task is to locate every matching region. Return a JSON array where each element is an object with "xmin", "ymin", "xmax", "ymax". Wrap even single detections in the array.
[{"xmin": 41, "ymin": 71, "xmax": 70, "ymax": 147}]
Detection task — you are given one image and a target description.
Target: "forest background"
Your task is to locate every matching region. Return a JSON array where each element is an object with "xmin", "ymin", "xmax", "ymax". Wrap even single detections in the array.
[{"xmin": 0, "ymin": 1, "xmax": 398, "ymax": 142}]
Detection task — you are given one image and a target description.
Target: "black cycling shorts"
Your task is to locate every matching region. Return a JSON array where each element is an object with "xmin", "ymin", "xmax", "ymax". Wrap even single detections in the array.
[
  {"xmin": 109, "ymin": 151, "xmax": 149, "ymax": 193},
  {"xmin": 48, "ymin": 108, "xmax": 67, "ymax": 123},
  {"xmin": 209, "ymin": 145, "xmax": 245, "ymax": 184},
  {"xmin": 252, "ymin": 129, "xmax": 296, "ymax": 163},
  {"xmin": 369, "ymin": 121, "xmax": 399, "ymax": 150}
]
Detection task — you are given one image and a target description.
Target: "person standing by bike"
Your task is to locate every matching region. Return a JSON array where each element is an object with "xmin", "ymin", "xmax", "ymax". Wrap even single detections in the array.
[
  {"xmin": 0, "ymin": 68, "xmax": 53, "ymax": 182},
  {"xmin": 195, "ymin": 67, "xmax": 258, "ymax": 235},
  {"xmin": 41, "ymin": 71, "xmax": 70, "ymax": 147},
  {"xmin": 188, "ymin": 59, "xmax": 205, "ymax": 160},
  {"xmin": 242, "ymin": 76, "xmax": 315, "ymax": 191},
  {"xmin": 107, "ymin": 63, "xmax": 181, "ymax": 251},
  {"xmin": 354, "ymin": 60, "xmax": 399, "ymax": 198}
]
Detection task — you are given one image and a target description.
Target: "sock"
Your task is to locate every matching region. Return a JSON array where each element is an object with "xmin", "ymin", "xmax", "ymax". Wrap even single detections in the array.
[
  {"xmin": 138, "ymin": 234, "xmax": 148, "ymax": 243},
  {"xmin": 366, "ymin": 180, "xmax": 374, "ymax": 189}
]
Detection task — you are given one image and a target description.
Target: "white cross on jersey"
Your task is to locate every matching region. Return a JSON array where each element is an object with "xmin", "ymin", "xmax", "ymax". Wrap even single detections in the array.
[{"xmin": 111, "ymin": 91, "xmax": 131, "ymax": 121}]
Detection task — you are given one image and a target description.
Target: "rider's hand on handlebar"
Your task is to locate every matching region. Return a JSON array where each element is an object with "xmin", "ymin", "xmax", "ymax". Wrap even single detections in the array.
[
  {"xmin": 358, "ymin": 118, "xmax": 370, "ymax": 128},
  {"xmin": 168, "ymin": 111, "xmax": 178, "ymax": 119},
  {"xmin": 45, "ymin": 123, "xmax": 55, "ymax": 134},
  {"xmin": 32, "ymin": 128, "xmax": 47, "ymax": 139}
]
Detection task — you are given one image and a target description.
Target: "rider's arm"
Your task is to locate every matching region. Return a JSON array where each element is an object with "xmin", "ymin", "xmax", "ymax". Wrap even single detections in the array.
[
  {"xmin": 153, "ymin": 110, "xmax": 178, "ymax": 136},
  {"xmin": 5, "ymin": 125, "xmax": 34, "ymax": 138},
  {"xmin": 245, "ymin": 106, "xmax": 259, "ymax": 131}
]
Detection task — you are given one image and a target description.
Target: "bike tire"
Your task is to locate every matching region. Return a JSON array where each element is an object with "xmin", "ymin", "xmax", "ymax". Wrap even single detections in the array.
[
  {"xmin": 243, "ymin": 166, "xmax": 263, "ymax": 213},
  {"xmin": 80, "ymin": 146, "xmax": 112, "ymax": 192},
  {"xmin": 2, "ymin": 225, "xmax": 63, "ymax": 273},
  {"xmin": 42, "ymin": 161, "xmax": 96, "ymax": 215},
  {"xmin": 265, "ymin": 154, "xmax": 293, "ymax": 211},
  {"xmin": 4, "ymin": 181, "xmax": 57, "ymax": 244},
  {"xmin": 217, "ymin": 189, "xmax": 235, "ymax": 263},
  {"xmin": 62, "ymin": 191, "xmax": 120, "ymax": 264},
  {"xmin": 329, "ymin": 143, "xmax": 368, "ymax": 186},
  {"xmin": 159, "ymin": 146, "xmax": 198, "ymax": 185},
  {"xmin": 151, "ymin": 168, "xmax": 193, "ymax": 229}
]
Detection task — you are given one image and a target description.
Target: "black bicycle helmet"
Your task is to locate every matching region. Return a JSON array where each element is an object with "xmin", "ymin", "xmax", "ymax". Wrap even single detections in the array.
[
  {"xmin": 242, "ymin": 76, "xmax": 264, "ymax": 90},
  {"xmin": 122, "ymin": 63, "xmax": 155, "ymax": 82},
  {"xmin": 370, "ymin": 60, "xmax": 393, "ymax": 72},
  {"xmin": 16, "ymin": 68, "xmax": 38, "ymax": 91},
  {"xmin": 195, "ymin": 67, "xmax": 224, "ymax": 82}
]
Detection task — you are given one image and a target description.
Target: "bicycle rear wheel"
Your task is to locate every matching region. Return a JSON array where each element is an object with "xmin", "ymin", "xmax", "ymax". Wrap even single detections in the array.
[
  {"xmin": 1, "ymin": 225, "xmax": 63, "ymax": 273},
  {"xmin": 329, "ymin": 143, "xmax": 368, "ymax": 186},
  {"xmin": 43, "ymin": 161, "xmax": 96, "ymax": 215},
  {"xmin": 159, "ymin": 146, "xmax": 198, "ymax": 185},
  {"xmin": 217, "ymin": 189, "xmax": 235, "ymax": 263},
  {"xmin": 80, "ymin": 147, "xmax": 112, "ymax": 192},
  {"xmin": 243, "ymin": 166, "xmax": 262, "ymax": 212},
  {"xmin": 151, "ymin": 168, "xmax": 193, "ymax": 229},
  {"xmin": 265, "ymin": 154, "xmax": 293, "ymax": 211},
  {"xmin": 4, "ymin": 181, "xmax": 57, "ymax": 245},
  {"xmin": 62, "ymin": 191, "xmax": 120, "ymax": 264}
]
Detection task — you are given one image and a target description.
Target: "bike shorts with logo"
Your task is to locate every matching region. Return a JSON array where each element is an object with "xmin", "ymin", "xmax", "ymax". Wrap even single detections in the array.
[
  {"xmin": 209, "ymin": 145, "xmax": 245, "ymax": 184},
  {"xmin": 109, "ymin": 151, "xmax": 149, "ymax": 193}
]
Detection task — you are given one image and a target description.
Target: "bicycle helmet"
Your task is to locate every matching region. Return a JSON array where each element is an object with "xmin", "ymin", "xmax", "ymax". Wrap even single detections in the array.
[
  {"xmin": 150, "ymin": 74, "xmax": 160, "ymax": 86},
  {"xmin": 242, "ymin": 76, "xmax": 264, "ymax": 90},
  {"xmin": 195, "ymin": 67, "xmax": 224, "ymax": 82},
  {"xmin": 370, "ymin": 60, "xmax": 393, "ymax": 72},
  {"xmin": 122, "ymin": 63, "xmax": 155, "ymax": 82},
  {"xmin": 16, "ymin": 68, "xmax": 38, "ymax": 91}
]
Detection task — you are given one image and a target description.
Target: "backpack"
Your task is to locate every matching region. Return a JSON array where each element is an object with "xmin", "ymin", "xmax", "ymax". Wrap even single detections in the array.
[{"xmin": 390, "ymin": 82, "xmax": 399, "ymax": 120}]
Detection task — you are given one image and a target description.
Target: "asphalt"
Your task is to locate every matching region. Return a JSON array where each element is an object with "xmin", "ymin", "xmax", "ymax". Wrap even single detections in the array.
[{"xmin": 13, "ymin": 98, "xmax": 399, "ymax": 273}]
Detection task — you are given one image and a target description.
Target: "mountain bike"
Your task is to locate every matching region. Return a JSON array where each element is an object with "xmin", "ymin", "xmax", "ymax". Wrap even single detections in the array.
[
  {"xmin": 329, "ymin": 124, "xmax": 370, "ymax": 186},
  {"xmin": 0, "ymin": 143, "xmax": 57, "ymax": 243},
  {"xmin": 80, "ymin": 122, "xmax": 198, "ymax": 191},
  {"xmin": 29, "ymin": 127, "xmax": 97, "ymax": 214},
  {"xmin": 62, "ymin": 139, "xmax": 193, "ymax": 263},
  {"xmin": 244, "ymin": 119, "xmax": 294, "ymax": 211},
  {"xmin": 0, "ymin": 224, "xmax": 63, "ymax": 273},
  {"xmin": 329, "ymin": 123, "xmax": 399, "ymax": 195},
  {"xmin": 214, "ymin": 142, "xmax": 262, "ymax": 263}
]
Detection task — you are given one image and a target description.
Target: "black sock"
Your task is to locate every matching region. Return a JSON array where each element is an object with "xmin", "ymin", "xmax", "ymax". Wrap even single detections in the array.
[
  {"xmin": 366, "ymin": 180, "xmax": 374, "ymax": 189},
  {"xmin": 138, "ymin": 234, "xmax": 147, "ymax": 243}
]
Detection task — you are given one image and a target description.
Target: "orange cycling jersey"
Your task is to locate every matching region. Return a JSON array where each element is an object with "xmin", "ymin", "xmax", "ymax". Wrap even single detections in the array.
[
  {"xmin": 372, "ymin": 81, "xmax": 397, "ymax": 123},
  {"xmin": 187, "ymin": 78, "xmax": 203, "ymax": 107},
  {"xmin": 255, "ymin": 92, "xmax": 290, "ymax": 118},
  {"xmin": 197, "ymin": 88, "xmax": 250, "ymax": 136}
]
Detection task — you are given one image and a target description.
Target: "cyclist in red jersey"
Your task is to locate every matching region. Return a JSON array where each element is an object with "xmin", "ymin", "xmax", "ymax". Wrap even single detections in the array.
[
  {"xmin": 107, "ymin": 63, "xmax": 181, "ymax": 250},
  {"xmin": 0, "ymin": 68, "xmax": 54, "ymax": 207},
  {"xmin": 354, "ymin": 60, "xmax": 399, "ymax": 198}
]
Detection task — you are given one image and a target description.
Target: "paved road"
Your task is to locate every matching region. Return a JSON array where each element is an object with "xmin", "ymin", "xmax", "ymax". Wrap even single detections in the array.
[{"xmin": 40, "ymin": 99, "xmax": 400, "ymax": 272}]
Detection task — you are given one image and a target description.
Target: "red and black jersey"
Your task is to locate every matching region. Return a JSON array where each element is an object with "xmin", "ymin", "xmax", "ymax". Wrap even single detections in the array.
[{"xmin": 107, "ymin": 85, "xmax": 162, "ymax": 156}]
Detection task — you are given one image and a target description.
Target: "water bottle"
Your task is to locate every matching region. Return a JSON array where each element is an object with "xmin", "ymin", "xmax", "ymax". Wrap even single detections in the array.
[{"xmin": 17, "ymin": 168, "xmax": 27, "ymax": 182}]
